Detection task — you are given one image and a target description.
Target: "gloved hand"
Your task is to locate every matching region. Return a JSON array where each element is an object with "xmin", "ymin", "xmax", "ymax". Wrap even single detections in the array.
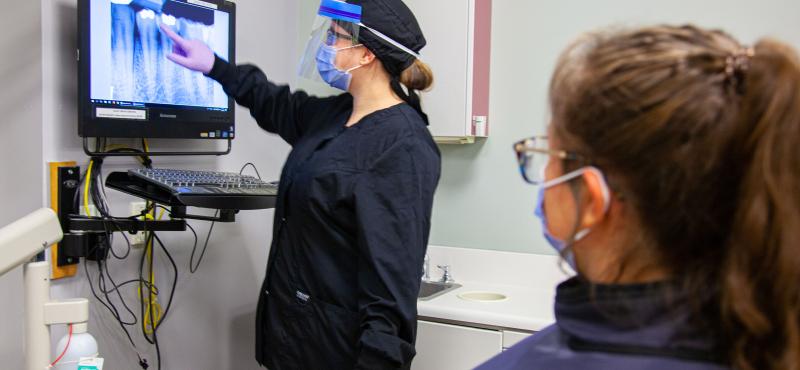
[{"xmin": 159, "ymin": 24, "xmax": 215, "ymax": 74}]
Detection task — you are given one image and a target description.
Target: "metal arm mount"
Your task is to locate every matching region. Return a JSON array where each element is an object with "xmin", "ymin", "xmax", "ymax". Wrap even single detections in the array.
[
  {"xmin": 57, "ymin": 208, "xmax": 236, "ymax": 267},
  {"xmin": 58, "ymin": 216, "xmax": 187, "ymax": 266}
]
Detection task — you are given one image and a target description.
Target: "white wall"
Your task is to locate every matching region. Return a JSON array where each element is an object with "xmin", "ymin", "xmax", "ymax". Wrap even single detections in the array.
[
  {"xmin": 428, "ymin": 0, "xmax": 800, "ymax": 254},
  {"xmin": 0, "ymin": 0, "xmax": 294, "ymax": 368},
  {"xmin": 0, "ymin": 2, "xmax": 43, "ymax": 368}
]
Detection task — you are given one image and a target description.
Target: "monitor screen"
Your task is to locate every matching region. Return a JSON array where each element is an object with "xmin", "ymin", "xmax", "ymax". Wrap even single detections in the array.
[{"xmin": 78, "ymin": 0, "xmax": 236, "ymax": 139}]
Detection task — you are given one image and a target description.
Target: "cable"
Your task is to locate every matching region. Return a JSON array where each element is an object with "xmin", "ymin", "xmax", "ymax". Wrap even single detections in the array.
[
  {"xmin": 141, "ymin": 209, "xmax": 163, "ymax": 337},
  {"xmin": 48, "ymin": 324, "xmax": 73, "ymax": 367},
  {"xmin": 83, "ymin": 160, "xmax": 94, "ymax": 216},
  {"xmin": 84, "ymin": 258, "xmax": 139, "ymax": 349},
  {"xmin": 154, "ymin": 204, "xmax": 211, "ymax": 274},
  {"xmin": 190, "ymin": 210, "xmax": 218, "ymax": 274},
  {"xmin": 239, "ymin": 162, "xmax": 262, "ymax": 179},
  {"xmin": 77, "ymin": 141, "xmax": 153, "ymax": 369},
  {"xmin": 152, "ymin": 233, "xmax": 178, "ymax": 331},
  {"xmin": 99, "ymin": 278, "xmax": 159, "ymax": 296},
  {"xmin": 82, "ymin": 152, "xmax": 151, "ymax": 368},
  {"xmin": 138, "ymin": 232, "xmax": 178, "ymax": 370},
  {"xmin": 99, "ymin": 258, "xmax": 138, "ymax": 326},
  {"xmin": 184, "ymin": 222, "xmax": 200, "ymax": 269}
]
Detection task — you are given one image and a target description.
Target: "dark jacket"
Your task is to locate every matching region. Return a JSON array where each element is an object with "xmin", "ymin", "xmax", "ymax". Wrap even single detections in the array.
[
  {"xmin": 477, "ymin": 278, "xmax": 729, "ymax": 370},
  {"xmin": 207, "ymin": 56, "xmax": 441, "ymax": 369}
]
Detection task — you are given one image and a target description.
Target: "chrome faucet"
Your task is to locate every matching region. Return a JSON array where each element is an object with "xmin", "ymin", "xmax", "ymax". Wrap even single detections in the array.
[{"xmin": 437, "ymin": 264, "xmax": 455, "ymax": 284}]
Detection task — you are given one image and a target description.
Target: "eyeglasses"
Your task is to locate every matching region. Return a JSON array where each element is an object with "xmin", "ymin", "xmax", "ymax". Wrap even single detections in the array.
[
  {"xmin": 325, "ymin": 28, "xmax": 356, "ymax": 46},
  {"xmin": 513, "ymin": 136, "xmax": 584, "ymax": 185}
]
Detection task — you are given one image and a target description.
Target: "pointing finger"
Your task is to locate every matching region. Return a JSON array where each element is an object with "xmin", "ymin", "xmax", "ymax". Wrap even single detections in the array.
[{"xmin": 159, "ymin": 24, "xmax": 186, "ymax": 47}]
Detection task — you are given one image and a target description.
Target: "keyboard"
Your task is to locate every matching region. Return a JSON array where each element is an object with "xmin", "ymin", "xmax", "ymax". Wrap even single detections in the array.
[
  {"xmin": 130, "ymin": 168, "xmax": 278, "ymax": 196},
  {"xmin": 106, "ymin": 168, "xmax": 278, "ymax": 210}
]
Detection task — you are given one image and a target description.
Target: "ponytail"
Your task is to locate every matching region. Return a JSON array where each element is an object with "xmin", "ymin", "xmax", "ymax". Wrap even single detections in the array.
[
  {"xmin": 390, "ymin": 59, "xmax": 434, "ymax": 125},
  {"xmin": 400, "ymin": 59, "xmax": 434, "ymax": 91},
  {"xmin": 722, "ymin": 39, "xmax": 800, "ymax": 370}
]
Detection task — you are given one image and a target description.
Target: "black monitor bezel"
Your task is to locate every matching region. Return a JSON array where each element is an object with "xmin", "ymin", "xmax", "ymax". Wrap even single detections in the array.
[{"xmin": 77, "ymin": 0, "xmax": 236, "ymax": 139}]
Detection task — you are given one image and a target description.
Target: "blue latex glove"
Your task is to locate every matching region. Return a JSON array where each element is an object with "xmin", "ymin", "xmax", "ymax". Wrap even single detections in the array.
[{"xmin": 160, "ymin": 24, "xmax": 216, "ymax": 74}]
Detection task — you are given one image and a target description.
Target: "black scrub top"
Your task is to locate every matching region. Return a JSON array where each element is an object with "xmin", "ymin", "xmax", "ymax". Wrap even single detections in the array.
[{"xmin": 207, "ymin": 56, "xmax": 441, "ymax": 370}]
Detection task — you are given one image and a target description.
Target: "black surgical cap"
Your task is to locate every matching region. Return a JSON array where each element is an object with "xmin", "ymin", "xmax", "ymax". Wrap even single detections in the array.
[{"xmin": 348, "ymin": 0, "xmax": 427, "ymax": 77}]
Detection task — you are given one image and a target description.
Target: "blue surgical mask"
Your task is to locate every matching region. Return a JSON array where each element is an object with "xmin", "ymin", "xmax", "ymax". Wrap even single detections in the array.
[
  {"xmin": 315, "ymin": 44, "xmax": 363, "ymax": 91},
  {"xmin": 534, "ymin": 186, "xmax": 581, "ymax": 270},
  {"xmin": 534, "ymin": 166, "xmax": 610, "ymax": 271}
]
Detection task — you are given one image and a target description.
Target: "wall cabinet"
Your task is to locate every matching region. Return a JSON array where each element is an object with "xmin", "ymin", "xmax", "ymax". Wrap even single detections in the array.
[{"xmin": 404, "ymin": 0, "xmax": 492, "ymax": 144}]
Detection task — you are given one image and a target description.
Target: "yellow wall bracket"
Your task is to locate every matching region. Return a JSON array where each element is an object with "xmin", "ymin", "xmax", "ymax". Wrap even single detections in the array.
[{"xmin": 49, "ymin": 161, "xmax": 78, "ymax": 280}]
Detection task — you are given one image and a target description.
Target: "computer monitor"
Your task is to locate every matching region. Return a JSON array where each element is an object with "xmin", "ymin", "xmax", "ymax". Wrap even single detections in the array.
[{"xmin": 78, "ymin": 0, "xmax": 236, "ymax": 139}]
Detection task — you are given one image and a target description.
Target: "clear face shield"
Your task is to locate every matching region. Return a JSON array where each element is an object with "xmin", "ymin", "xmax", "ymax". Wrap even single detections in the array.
[{"xmin": 297, "ymin": 0, "xmax": 363, "ymax": 88}]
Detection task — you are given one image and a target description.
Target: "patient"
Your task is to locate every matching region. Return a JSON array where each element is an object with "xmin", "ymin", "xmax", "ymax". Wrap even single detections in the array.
[{"xmin": 478, "ymin": 25, "xmax": 800, "ymax": 370}]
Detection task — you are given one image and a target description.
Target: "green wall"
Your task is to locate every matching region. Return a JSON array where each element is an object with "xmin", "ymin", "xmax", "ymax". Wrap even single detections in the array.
[{"xmin": 296, "ymin": 0, "xmax": 800, "ymax": 255}]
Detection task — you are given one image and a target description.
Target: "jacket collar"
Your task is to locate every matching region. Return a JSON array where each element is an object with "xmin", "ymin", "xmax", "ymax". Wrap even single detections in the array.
[{"xmin": 555, "ymin": 277, "xmax": 725, "ymax": 364}]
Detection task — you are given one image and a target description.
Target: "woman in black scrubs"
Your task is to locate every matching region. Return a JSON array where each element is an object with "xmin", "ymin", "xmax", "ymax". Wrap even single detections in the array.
[{"xmin": 161, "ymin": 0, "xmax": 439, "ymax": 368}]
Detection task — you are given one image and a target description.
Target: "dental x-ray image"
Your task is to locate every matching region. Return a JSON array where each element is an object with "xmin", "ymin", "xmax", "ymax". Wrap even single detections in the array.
[{"xmin": 100, "ymin": 0, "xmax": 229, "ymax": 109}]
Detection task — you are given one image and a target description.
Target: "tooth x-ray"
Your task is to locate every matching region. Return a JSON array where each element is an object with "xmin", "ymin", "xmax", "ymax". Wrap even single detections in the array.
[{"xmin": 91, "ymin": 0, "xmax": 229, "ymax": 109}]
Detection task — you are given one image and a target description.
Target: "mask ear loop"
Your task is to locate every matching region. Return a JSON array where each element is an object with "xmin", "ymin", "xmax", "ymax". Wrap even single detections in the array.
[
  {"xmin": 332, "ymin": 44, "xmax": 366, "ymax": 73},
  {"xmin": 583, "ymin": 166, "xmax": 611, "ymax": 215},
  {"xmin": 541, "ymin": 166, "xmax": 611, "ymax": 242}
]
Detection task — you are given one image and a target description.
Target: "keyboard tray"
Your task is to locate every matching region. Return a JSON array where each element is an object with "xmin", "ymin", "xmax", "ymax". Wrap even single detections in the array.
[{"xmin": 106, "ymin": 171, "xmax": 277, "ymax": 210}]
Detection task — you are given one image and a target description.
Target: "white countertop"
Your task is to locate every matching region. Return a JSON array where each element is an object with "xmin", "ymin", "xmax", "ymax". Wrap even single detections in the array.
[
  {"xmin": 417, "ymin": 280, "xmax": 556, "ymax": 332},
  {"xmin": 416, "ymin": 245, "xmax": 573, "ymax": 332}
]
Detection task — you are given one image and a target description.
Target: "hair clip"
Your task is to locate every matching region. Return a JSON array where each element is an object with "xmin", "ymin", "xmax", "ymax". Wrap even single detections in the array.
[{"xmin": 725, "ymin": 47, "xmax": 755, "ymax": 78}]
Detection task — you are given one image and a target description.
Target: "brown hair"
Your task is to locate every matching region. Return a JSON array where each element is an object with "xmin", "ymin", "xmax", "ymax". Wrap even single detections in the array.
[
  {"xmin": 549, "ymin": 25, "xmax": 800, "ymax": 370},
  {"xmin": 400, "ymin": 59, "xmax": 434, "ymax": 91}
]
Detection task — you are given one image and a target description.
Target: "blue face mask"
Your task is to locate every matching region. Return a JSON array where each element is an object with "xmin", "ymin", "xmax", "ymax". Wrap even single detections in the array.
[
  {"xmin": 315, "ymin": 44, "xmax": 363, "ymax": 91},
  {"xmin": 534, "ymin": 167, "xmax": 610, "ymax": 271},
  {"xmin": 534, "ymin": 186, "xmax": 579, "ymax": 270}
]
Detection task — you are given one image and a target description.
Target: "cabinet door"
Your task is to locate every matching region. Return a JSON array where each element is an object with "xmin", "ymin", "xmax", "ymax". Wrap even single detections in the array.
[
  {"xmin": 412, "ymin": 320, "xmax": 502, "ymax": 370},
  {"xmin": 404, "ymin": 0, "xmax": 472, "ymax": 138},
  {"xmin": 502, "ymin": 330, "xmax": 533, "ymax": 350}
]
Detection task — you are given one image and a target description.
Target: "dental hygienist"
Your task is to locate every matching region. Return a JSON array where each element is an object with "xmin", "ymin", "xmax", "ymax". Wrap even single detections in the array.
[
  {"xmin": 478, "ymin": 25, "xmax": 800, "ymax": 370},
  {"xmin": 160, "ymin": 0, "xmax": 440, "ymax": 368}
]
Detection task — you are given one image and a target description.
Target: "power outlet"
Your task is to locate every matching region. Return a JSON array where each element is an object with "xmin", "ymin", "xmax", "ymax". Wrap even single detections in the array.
[{"xmin": 129, "ymin": 201, "xmax": 148, "ymax": 248}]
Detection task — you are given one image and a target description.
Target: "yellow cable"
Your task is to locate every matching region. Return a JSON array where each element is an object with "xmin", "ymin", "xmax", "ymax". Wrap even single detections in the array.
[
  {"xmin": 83, "ymin": 160, "xmax": 94, "ymax": 217},
  {"xmin": 141, "ymin": 202, "xmax": 166, "ymax": 335},
  {"xmin": 143, "ymin": 138, "xmax": 150, "ymax": 153}
]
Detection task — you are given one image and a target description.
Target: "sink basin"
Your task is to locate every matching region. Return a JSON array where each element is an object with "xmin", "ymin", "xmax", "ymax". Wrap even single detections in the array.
[
  {"xmin": 457, "ymin": 291, "xmax": 508, "ymax": 302},
  {"xmin": 418, "ymin": 281, "xmax": 461, "ymax": 301}
]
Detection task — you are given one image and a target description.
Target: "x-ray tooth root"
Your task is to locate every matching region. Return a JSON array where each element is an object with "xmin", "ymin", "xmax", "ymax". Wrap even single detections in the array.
[{"xmin": 111, "ymin": 3, "xmax": 220, "ymax": 107}]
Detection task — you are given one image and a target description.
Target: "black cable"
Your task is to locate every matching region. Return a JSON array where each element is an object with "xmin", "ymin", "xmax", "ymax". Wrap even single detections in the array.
[
  {"xmin": 80, "ymin": 145, "xmax": 153, "ymax": 369},
  {"xmin": 239, "ymin": 162, "xmax": 262, "ymax": 179},
  {"xmin": 100, "ymin": 256, "xmax": 139, "ymax": 327},
  {"xmin": 97, "ymin": 258, "xmax": 136, "ymax": 326},
  {"xmin": 184, "ymin": 222, "xmax": 200, "ymax": 272},
  {"xmin": 153, "ymin": 204, "xmax": 211, "ymax": 274},
  {"xmin": 98, "ymin": 278, "xmax": 159, "ymax": 296},
  {"xmin": 152, "ymin": 233, "xmax": 178, "ymax": 331},
  {"xmin": 143, "ymin": 233, "xmax": 178, "ymax": 370},
  {"xmin": 89, "ymin": 158, "xmax": 132, "ymax": 260},
  {"xmin": 190, "ymin": 210, "xmax": 217, "ymax": 274},
  {"xmin": 84, "ymin": 258, "xmax": 139, "ymax": 348}
]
